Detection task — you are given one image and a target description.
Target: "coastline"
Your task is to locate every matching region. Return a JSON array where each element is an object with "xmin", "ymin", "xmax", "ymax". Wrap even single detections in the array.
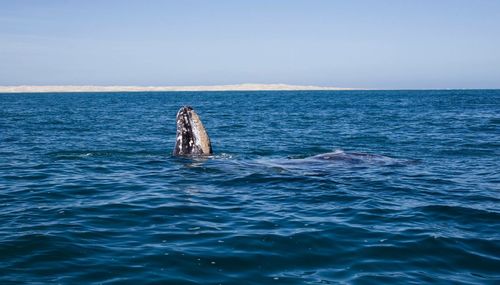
[{"xmin": 0, "ymin": 84, "xmax": 353, "ymax": 93}]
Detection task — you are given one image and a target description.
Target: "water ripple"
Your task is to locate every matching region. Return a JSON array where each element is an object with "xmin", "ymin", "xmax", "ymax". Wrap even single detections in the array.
[{"xmin": 1, "ymin": 90, "xmax": 499, "ymax": 284}]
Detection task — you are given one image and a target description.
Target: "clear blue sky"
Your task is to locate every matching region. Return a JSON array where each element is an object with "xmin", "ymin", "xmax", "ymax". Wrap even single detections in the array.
[{"xmin": 1, "ymin": 0, "xmax": 499, "ymax": 88}]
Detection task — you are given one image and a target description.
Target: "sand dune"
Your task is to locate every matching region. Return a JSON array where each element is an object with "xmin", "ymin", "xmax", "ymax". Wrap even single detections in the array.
[{"xmin": 0, "ymin": 84, "xmax": 352, "ymax": 93}]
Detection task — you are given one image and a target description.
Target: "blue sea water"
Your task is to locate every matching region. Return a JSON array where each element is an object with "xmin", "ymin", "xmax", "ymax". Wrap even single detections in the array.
[{"xmin": 0, "ymin": 90, "xmax": 499, "ymax": 284}]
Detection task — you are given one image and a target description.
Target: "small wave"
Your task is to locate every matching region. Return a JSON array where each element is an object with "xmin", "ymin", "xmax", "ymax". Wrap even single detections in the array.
[
  {"xmin": 211, "ymin": 153, "xmax": 233, "ymax": 160},
  {"xmin": 414, "ymin": 204, "xmax": 500, "ymax": 221},
  {"xmin": 48, "ymin": 150, "xmax": 167, "ymax": 160}
]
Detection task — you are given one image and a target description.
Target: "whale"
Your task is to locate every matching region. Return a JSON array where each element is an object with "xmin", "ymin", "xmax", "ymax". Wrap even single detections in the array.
[
  {"xmin": 172, "ymin": 106, "xmax": 411, "ymax": 166},
  {"xmin": 173, "ymin": 106, "xmax": 213, "ymax": 156}
]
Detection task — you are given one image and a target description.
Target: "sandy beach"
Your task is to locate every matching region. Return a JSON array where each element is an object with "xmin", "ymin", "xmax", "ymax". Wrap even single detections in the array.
[{"xmin": 0, "ymin": 84, "xmax": 353, "ymax": 93}]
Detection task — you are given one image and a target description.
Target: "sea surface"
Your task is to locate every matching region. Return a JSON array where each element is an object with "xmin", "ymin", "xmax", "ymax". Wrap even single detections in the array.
[{"xmin": 0, "ymin": 90, "xmax": 499, "ymax": 284}]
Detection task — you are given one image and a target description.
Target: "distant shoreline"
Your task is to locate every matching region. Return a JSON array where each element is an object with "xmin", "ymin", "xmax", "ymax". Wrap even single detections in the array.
[
  {"xmin": 0, "ymin": 85, "xmax": 496, "ymax": 93},
  {"xmin": 0, "ymin": 84, "xmax": 354, "ymax": 93}
]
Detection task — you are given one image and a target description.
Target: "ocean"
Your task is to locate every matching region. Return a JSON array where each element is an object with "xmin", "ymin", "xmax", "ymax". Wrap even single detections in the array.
[{"xmin": 0, "ymin": 90, "xmax": 499, "ymax": 284}]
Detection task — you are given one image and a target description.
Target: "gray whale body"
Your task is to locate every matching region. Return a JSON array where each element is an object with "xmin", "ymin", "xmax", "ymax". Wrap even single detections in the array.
[
  {"xmin": 172, "ymin": 107, "xmax": 407, "ymax": 165},
  {"xmin": 173, "ymin": 106, "xmax": 213, "ymax": 156}
]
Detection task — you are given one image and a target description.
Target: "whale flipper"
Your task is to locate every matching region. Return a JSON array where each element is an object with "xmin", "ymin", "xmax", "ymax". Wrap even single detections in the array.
[{"xmin": 173, "ymin": 106, "xmax": 213, "ymax": 156}]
